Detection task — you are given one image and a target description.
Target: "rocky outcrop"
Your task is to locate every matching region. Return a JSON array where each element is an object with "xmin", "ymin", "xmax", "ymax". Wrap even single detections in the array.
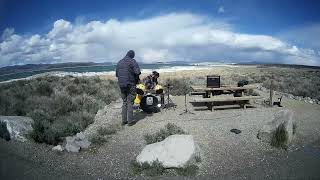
[
  {"xmin": 257, "ymin": 110, "xmax": 295, "ymax": 148},
  {"xmin": 136, "ymin": 135, "xmax": 200, "ymax": 168},
  {"xmin": 83, "ymin": 100, "xmax": 122, "ymax": 138},
  {"xmin": 65, "ymin": 132, "xmax": 91, "ymax": 153},
  {"xmin": 0, "ymin": 116, "xmax": 33, "ymax": 142}
]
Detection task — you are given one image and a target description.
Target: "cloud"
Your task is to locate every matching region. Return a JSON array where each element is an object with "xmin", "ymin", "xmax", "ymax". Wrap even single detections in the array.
[
  {"xmin": 218, "ymin": 6, "xmax": 225, "ymax": 14},
  {"xmin": 0, "ymin": 13, "xmax": 319, "ymax": 67},
  {"xmin": 278, "ymin": 24, "xmax": 320, "ymax": 51}
]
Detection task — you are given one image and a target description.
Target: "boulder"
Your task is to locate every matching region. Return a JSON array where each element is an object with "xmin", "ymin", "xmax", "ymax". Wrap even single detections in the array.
[
  {"xmin": 136, "ymin": 135, "xmax": 200, "ymax": 168},
  {"xmin": 257, "ymin": 110, "xmax": 295, "ymax": 147},
  {"xmin": 0, "ymin": 116, "xmax": 33, "ymax": 142},
  {"xmin": 75, "ymin": 132, "xmax": 91, "ymax": 149},
  {"xmin": 65, "ymin": 132, "xmax": 91, "ymax": 153},
  {"xmin": 65, "ymin": 136, "xmax": 80, "ymax": 153}
]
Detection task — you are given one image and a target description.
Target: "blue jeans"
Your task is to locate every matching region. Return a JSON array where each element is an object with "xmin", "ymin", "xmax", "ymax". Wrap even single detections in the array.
[{"xmin": 120, "ymin": 85, "xmax": 136, "ymax": 124}]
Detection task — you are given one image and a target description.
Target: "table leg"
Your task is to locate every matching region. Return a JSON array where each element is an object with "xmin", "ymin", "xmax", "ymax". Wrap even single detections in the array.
[{"xmin": 207, "ymin": 103, "xmax": 214, "ymax": 111}]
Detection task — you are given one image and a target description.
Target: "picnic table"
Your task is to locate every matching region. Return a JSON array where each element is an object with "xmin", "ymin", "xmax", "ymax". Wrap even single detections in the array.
[{"xmin": 189, "ymin": 85, "xmax": 261, "ymax": 111}]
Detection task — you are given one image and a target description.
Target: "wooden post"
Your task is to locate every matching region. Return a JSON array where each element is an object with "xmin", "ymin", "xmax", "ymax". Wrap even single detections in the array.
[{"xmin": 269, "ymin": 79, "xmax": 274, "ymax": 107}]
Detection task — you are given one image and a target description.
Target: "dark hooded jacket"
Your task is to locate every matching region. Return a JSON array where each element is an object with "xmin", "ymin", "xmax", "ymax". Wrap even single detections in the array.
[{"xmin": 116, "ymin": 50, "xmax": 141, "ymax": 88}]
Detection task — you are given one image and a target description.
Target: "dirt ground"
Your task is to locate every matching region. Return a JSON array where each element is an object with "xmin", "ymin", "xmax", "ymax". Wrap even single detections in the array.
[{"xmin": 1, "ymin": 65, "xmax": 320, "ymax": 179}]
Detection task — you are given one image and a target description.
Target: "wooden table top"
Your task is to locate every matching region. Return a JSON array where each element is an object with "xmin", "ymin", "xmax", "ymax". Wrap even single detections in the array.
[
  {"xmin": 190, "ymin": 95, "xmax": 261, "ymax": 102},
  {"xmin": 191, "ymin": 85, "xmax": 257, "ymax": 91}
]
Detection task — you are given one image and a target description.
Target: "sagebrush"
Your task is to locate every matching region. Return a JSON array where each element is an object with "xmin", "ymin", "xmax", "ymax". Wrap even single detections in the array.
[
  {"xmin": 144, "ymin": 123, "xmax": 186, "ymax": 145},
  {"xmin": 0, "ymin": 75, "xmax": 119, "ymax": 145}
]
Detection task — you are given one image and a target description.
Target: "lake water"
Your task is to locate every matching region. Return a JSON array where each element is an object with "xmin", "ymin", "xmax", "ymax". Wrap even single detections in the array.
[{"xmin": 0, "ymin": 62, "xmax": 234, "ymax": 82}]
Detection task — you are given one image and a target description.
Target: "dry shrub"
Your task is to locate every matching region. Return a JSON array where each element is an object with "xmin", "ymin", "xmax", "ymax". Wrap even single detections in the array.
[{"xmin": 0, "ymin": 76, "xmax": 119, "ymax": 145}]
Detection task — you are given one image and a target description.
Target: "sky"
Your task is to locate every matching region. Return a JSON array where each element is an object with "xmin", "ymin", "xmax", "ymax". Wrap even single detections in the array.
[{"xmin": 0, "ymin": 0, "xmax": 320, "ymax": 67}]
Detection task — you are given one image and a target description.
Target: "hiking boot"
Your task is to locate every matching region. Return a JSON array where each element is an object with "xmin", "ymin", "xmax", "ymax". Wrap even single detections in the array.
[
  {"xmin": 121, "ymin": 121, "xmax": 128, "ymax": 126},
  {"xmin": 128, "ymin": 121, "xmax": 136, "ymax": 126}
]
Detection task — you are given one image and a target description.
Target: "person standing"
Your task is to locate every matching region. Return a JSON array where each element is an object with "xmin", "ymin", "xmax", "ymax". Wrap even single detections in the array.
[{"xmin": 116, "ymin": 50, "xmax": 141, "ymax": 126}]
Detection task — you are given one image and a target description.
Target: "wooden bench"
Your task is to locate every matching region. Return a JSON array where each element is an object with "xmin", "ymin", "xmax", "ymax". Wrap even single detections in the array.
[
  {"xmin": 189, "ymin": 95, "xmax": 262, "ymax": 111},
  {"xmin": 190, "ymin": 91, "xmax": 207, "ymax": 98},
  {"xmin": 190, "ymin": 91, "xmax": 206, "ymax": 95}
]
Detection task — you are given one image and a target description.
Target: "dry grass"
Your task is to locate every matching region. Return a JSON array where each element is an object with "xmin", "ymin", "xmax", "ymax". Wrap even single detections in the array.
[{"xmin": 144, "ymin": 123, "xmax": 186, "ymax": 145}]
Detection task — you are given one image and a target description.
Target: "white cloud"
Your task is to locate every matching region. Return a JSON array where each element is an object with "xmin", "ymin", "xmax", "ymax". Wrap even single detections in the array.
[
  {"xmin": 218, "ymin": 6, "xmax": 225, "ymax": 13},
  {"xmin": 278, "ymin": 23, "xmax": 320, "ymax": 53},
  {"xmin": 0, "ymin": 12, "xmax": 319, "ymax": 67}
]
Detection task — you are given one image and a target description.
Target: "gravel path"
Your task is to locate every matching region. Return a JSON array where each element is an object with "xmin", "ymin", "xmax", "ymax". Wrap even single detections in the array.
[{"xmin": 1, "ymin": 89, "xmax": 320, "ymax": 179}]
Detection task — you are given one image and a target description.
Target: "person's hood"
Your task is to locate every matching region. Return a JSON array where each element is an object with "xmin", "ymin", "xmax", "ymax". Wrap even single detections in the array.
[{"xmin": 126, "ymin": 50, "xmax": 135, "ymax": 58}]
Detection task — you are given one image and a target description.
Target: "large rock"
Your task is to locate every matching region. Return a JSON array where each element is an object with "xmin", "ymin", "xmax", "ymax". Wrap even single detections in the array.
[
  {"xmin": 0, "ymin": 116, "xmax": 33, "ymax": 142},
  {"xmin": 257, "ymin": 110, "xmax": 295, "ymax": 147},
  {"xmin": 136, "ymin": 135, "xmax": 200, "ymax": 168},
  {"xmin": 65, "ymin": 132, "xmax": 91, "ymax": 153}
]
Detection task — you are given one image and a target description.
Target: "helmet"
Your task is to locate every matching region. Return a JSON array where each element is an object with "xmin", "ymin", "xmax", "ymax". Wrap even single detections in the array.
[
  {"xmin": 136, "ymin": 83, "xmax": 145, "ymax": 95},
  {"xmin": 152, "ymin": 71, "xmax": 159, "ymax": 77},
  {"xmin": 155, "ymin": 84, "xmax": 164, "ymax": 94}
]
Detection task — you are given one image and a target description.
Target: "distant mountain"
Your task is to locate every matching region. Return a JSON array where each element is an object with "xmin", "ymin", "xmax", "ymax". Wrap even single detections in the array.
[{"xmin": 0, "ymin": 62, "xmax": 114, "ymax": 76}]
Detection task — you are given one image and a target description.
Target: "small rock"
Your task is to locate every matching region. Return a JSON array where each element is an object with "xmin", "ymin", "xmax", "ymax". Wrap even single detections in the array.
[
  {"xmin": 52, "ymin": 145, "xmax": 64, "ymax": 152},
  {"xmin": 76, "ymin": 132, "xmax": 86, "ymax": 140},
  {"xmin": 65, "ymin": 143, "xmax": 80, "ymax": 153},
  {"xmin": 65, "ymin": 133, "xmax": 91, "ymax": 152},
  {"xmin": 230, "ymin": 129, "xmax": 241, "ymax": 134},
  {"xmin": 75, "ymin": 138, "xmax": 91, "ymax": 149},
  {"xmin": 65, "ymin": 136, "xmax": 80, "ymax": 153}
]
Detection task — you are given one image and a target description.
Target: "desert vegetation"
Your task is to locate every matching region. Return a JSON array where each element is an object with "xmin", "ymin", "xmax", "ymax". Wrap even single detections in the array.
[
  {"xmin": 0, "ymin": 75, "xmax": 119, "ymax": 145},
  {"xmin": 144, "ymin": 123, "xmax": 186, "ymax": 144},
  {"xmin": 132, "ymin": 160, "xmax": 199, "ymax": 176},
  {"xmin": 226, "ymin": 67, "xmax": 320, "ymax": 100},
  {"xmin": 90, "ymin": 125, "xmax": 120, "ymax": 145}
]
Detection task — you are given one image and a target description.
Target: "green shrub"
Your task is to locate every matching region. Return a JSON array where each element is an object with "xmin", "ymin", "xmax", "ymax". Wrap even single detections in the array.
[
  {"xmin": 144, "ymin": 123, "xmax": 186, "ymax": 144},
  {"xmin": 271, "ymin": 123, "xmax": 289, "ymax": 149},
  {"xmin": 132, "ymin": 160, "xmax": 199, "ymax": 176},
  {"xmin": 34, "ymin": 80, "xmax": 53, "ymax": 96},
  {"xmin": 0, "ymin": 76, "xmax": 119, "ymax": 145},
  {"xmin": 132, "ymin": 160, "xmax": 165, "ymax": 176},
  {"xmin": 52, "ymin": 92, "xmax": 74, "ymax": 115},
  {"xmin": 90, "ymin": 134, "xmax": 107, "ymax": 145},
  {"xmin": 175, "ymin": 164, "xmax": 199, "ymax": 176},
  {"xmin": 72, "ymin": 94, "xmax": 104, "ymax": 114},
  {"xmin": 0, "ymin": 121, "xmax": 11, "ymax": 141},
  {"xmin": 28, "ymin": 109, "xmax": 55, "ymax": 143},
  {"xmin": 97, "ymin": 125, "xmax": 118, "ymax": 136},
  {"xmin": 293, "ymin": 122, "xmax": 297, "ymax": 135}
]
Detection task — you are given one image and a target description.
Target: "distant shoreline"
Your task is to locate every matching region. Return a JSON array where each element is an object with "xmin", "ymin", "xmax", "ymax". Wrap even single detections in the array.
[
  {"xmin": 0, "ymin": 63, "xmax": 238, "ymax": 83},
  {"xmin": 1, "ymin": 62, "xmax": 320, "ymax": 84}
]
